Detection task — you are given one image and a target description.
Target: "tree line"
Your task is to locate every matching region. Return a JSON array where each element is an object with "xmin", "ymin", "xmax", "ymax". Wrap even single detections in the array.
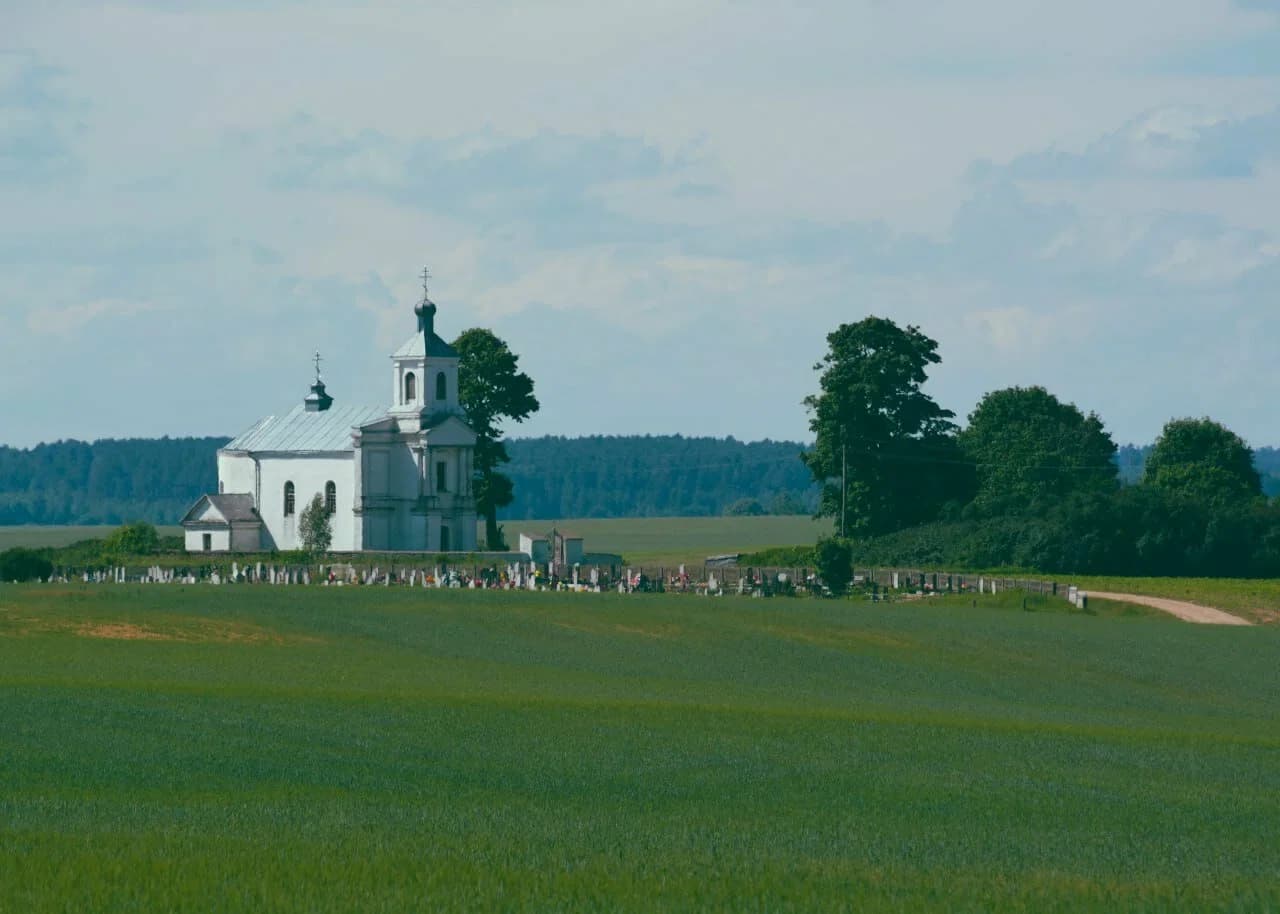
[
  {"xmin": 803, "ymin": 316, "xmax": 1280, "ymax": 578},
  {"xmin": 0, "ymin": 435, "xmax": 820, "ymax": 526}
]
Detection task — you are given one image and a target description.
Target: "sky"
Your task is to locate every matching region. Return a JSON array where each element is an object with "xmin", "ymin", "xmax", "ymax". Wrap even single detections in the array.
[{"xmin": 3, "ymin": 1, "xmax": 1280, "ymax": 449}]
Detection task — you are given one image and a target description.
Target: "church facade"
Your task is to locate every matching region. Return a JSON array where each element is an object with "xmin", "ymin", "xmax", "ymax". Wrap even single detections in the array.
[{"xmin": 182, "ymin": 281, "xmax": 479, "ymax": 554}]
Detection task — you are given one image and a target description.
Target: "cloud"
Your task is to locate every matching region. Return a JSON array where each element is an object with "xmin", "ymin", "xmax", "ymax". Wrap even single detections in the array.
[
  {"xmin": 25, "ymin": 299, "xmax": 159, "ymax": 335},
  {"xmin": 0, "ymin": 51, "xmax": 83, "ymax": 182},
  {"xmin": 978, "ymin": 106, "xmax": 1280, "ymax": 180},
  {"xmin": 246, "ymin": 117, "xmax": 696, "ymax": 247}
]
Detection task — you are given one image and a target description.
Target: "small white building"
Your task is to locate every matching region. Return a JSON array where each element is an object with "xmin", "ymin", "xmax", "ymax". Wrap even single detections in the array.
[
  {"xmin": 518, "ymin": 529, "xmax": 585, "ymax": 566},
  {"xmin": 180, "ymin": 494, "xmax": 263, "ymax": 553},
  {"xmin": 183, "ymin": 275, "xmax": 480, "ymax": 553}
]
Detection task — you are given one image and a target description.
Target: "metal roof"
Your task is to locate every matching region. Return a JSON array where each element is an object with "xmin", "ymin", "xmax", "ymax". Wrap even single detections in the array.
[
  {"xmin": 207, "ymin": 494, "xmax": 260, "ymax": 524},
  {"xmin": 392, "ymin": 331, "xmax": 460, "ymax": 360},
  {"xmin": 222, "ymin": 404, "xmax": 388, "ymax": 453}
]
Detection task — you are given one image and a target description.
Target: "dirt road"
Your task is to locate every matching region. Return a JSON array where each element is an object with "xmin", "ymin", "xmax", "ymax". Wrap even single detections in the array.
[{"xmin": 1088, "ymin": 592, "xmax": 1253, "ymax": 626}]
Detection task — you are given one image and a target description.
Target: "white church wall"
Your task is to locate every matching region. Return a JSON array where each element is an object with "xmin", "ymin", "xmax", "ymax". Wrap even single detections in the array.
[
  {"xmin": 217, "ymin": 453, "xmax": 257, "ymax": 501},
  {"xmin": 390, "ymin": 444, "xmax": 420, "ymax": 500},
  {"xmin": 254, "ymin": 454, "xmax": 358, "ymax": 551},
  {"xmin": 427, "ymin": 363, "xmax": 459, "ymax": 411},
  {"xmin": 393, "ymin": 358, "xmax": 424, "ymax": 412}
]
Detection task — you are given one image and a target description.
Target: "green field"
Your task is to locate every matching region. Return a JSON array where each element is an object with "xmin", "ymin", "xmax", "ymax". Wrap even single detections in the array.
[
  {"xmin": 0, "ymin": 525, "xmax": 183, "ymax": 550},
  {"xmin": 506, "ymin": 515, "xmax": 828, "ymax": 565},
  {"xmin": 1, "ymin": 584, "xmax": 1276, "ymax": 912},
  {"xmin": 0, "ymin": 516, "xmax": 826, "ymax": 565}
]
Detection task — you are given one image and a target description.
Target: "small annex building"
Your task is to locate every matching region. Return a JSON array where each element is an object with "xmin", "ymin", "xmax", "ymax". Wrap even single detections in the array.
[
  {"xmin": 182, "ymin": 272, "xmax": 480, "ymax": 554},
  {"xmin": 180, "ymin": 494, "xmax": 263, "ymax": 553}
]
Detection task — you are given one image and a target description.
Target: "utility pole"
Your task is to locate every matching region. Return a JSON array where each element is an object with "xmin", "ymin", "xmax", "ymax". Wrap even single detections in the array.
[{"xmin": 840, "ymin": 436, "xmax": 847, "ymax": 539}]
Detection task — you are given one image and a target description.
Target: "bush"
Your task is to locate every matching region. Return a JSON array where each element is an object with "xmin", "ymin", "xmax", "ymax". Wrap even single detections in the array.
[
  {"xmin": 739, "ymin": 545, "xmax": 817, "ymax": 566},
  {"xmin": 0, "ymin": 548, "xmax": 54, "ymax": 583},
  {"xmin": 724, "ymin": 498, "xmax": 766, "ymax": 517},
  {"xmin": 815, "ymin": 537, "xmax": 853, "ymax": 595},
  {"xmin": 102, "ymin": 522, "xmax": 160, "ymax": 557}
]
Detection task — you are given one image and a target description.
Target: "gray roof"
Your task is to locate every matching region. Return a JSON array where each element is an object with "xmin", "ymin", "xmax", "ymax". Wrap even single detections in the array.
[
  {"xmin": 207, "ymin": 494, "xmax": 260, "ymax": 524},
  {"xmin": 392, "ymin": 331, "xmax": 459, "ymax": 360},
  {"xmin": 222, "ymin": 404, "xmax": 388, "ymax": 453}
]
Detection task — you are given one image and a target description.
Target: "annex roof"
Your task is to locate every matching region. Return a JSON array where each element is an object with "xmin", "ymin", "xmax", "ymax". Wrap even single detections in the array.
[
  {"xmin": 181, "ymin": 493, "xmax": 261, "ymax": 527},
  {"xmin": 393, "ymin": 331, "xmax": 460, "ymax": 360},
  {"xmin": 222, "ymin": 404, "xmax": 388, "ymax": 454},
  {"xmin": 208, "ymin": 493, "xmax": 260, "ymax": 524}
]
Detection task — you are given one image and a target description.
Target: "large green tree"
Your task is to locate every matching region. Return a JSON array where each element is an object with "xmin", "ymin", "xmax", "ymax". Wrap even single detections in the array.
[
  {"xmin": 1143, "ymin": 417, "xmax": 1261, "ymax": 506},
  {"xmin": 801, "ymin": 317, "xmax": 960, "ymax": 536},
  {"xmin": 958, "ymin": 386, "xmax": 1118, "ymax": 515},
  {"xmin": 454, "ymin": 328, "xmax": 540, "ymax": 549}
]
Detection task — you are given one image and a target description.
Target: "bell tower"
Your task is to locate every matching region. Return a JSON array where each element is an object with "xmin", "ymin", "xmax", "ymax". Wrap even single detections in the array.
[{"xmin": 389, "ymin": 267, "xmax": 463, "ymax": 426}]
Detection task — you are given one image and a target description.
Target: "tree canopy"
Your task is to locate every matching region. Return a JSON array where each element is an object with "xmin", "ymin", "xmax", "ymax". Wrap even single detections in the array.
[
  {"xmin": 454, "ymin": 328, "xmax": 540, "ymax": 549},
  {"xmin": 958, "ymin": 386, "xmax": 1118, "ymax": 515},
  {"xmin": 1144, "ymin": 418, "xmax": 1262, "ymax": 506},
  {"xmin": 801, "ymin": 317, "xmax": 959, "ymax": 536}
]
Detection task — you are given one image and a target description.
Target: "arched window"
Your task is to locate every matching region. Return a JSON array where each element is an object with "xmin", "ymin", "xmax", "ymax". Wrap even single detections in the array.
[
  {"xmin": 404, "ymin": 372, "xmax": 417, "ymax": 404},
  {"xmin": 284, "ymin": 481, "xmax": 296, "ymax": 517},
  {"xmin": 325, "ymin": 481, "xmax": 336, "ymax": 515},
  {"xmin": 435, "ymin": 371, "xmax": 447, "ymax": 401}
]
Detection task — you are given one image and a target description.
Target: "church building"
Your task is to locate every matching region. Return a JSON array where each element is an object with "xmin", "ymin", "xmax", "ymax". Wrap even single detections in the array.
[{"xmin": 182, "ymin": 276, "xmax": 479, "ymax": 554}]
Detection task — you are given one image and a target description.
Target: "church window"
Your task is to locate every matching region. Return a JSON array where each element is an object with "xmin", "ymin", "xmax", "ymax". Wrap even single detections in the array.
[
  {"xmin": 436, "ymin": 460, "xmax": 448, "ymax": 493},
  {"xmin": 435, "ymin": 371, "xmax": 447, "ymax": 401},
  {"xmin": 202, "ymin": 533, "xmax": 212, "ymax": 552},
  {"xmin": 325, "ymin": 481, "xmax": 336, "ymax": 515},
  {"xmin": 404, "ymin": 372, "xmax": 417, "ymax": 404},
  {"xmin": 440, "ymin": 525, "xmax": 451, "ymax": 552},
  {"xmin": 284, "ymin": 481, "xmax": 296, "ymax": 517}
]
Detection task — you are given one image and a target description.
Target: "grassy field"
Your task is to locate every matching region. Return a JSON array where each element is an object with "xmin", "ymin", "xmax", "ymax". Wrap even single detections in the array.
[
  {"xmin": 0, "ymin": 525, "xmax": 184, "ymax": 550},
  {"xmin": 1, "ymin": 584, "xmax": 1276, "ymax": 912},
  {"xmin": 505, "ymin": 515, "xmax": 828, "ymax": 565},
  {"xmin": 0, "ymin": 516, "xmax": 826, "ymax": 565}
]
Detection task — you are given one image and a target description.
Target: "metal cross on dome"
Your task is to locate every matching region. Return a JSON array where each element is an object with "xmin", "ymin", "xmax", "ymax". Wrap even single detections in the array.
[
  {"xmin": 313, "ymin": 351, "xmax": 323, "ymax": 382},
  {"xmin": 420, "ymin": 266, "xmax": 432, "ymax": 298}
]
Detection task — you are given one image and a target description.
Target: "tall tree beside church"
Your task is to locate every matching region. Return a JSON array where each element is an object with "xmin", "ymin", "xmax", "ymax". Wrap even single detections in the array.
[
  {"xmin": 801, "ymin": 317, "xmax": 959, "ymax": 536},
  {"xmin": 454, "ymin": 328, "xmax": 540, "ymax": 549}
]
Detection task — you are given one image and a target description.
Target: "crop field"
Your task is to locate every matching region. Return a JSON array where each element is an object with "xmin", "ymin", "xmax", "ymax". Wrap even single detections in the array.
[
  {"xmin": 0, "ymin": 525, "xmax": 184, "ymax": 550},
  {"xmin": 1, "ymin": 584, "xmax": 1276, "ymax": 912},
  {"xmin": 0, "ymin": 516, "xmax": 825, "ymax": 566},
  {"xmin": 504, "ymin": 515, "xmax": 828, "ymax": 565}
]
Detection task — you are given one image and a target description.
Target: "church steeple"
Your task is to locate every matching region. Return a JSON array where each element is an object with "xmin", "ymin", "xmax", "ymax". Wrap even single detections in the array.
[
  {"xmin": 303, "ymin": 351, "xmax": 334, "ymax": 412},
  {"xmin": 414, "ymin": 267, "xmax": 437, "ymax": 339},
  {"xmin": 390, "ymin": 267, "xmax": 462, "ymax": 420}
]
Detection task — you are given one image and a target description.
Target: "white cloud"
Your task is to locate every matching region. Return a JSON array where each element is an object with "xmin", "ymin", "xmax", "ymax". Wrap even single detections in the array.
[{"xmin": 25, "ymin": 299, "xmax": 159, "ymax": 335}]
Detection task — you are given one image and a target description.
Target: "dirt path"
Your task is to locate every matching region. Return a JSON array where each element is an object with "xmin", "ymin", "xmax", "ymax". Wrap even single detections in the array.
[{"xmin": 1088, "ymin": 592, "xmax": 1253, "ymax": 626}]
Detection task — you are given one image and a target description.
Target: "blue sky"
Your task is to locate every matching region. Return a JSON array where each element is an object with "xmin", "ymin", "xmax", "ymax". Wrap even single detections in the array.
[{"xmin": 3, "ymin": 1, "xmax": 1280, "ymax": 448}]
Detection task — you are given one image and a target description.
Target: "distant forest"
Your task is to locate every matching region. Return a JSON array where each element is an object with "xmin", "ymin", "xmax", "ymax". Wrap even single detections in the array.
[
  {"xmin": 0, "ymin": 435, "xmax": 819, "ymax": 526},
  {"xmin": 1, "ymin": 436, "xmax": 1278, "ymax": 527}
]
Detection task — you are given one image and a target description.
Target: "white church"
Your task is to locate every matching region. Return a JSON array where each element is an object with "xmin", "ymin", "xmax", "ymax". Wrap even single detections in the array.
[{"xmin": 181, "ymin": 277, "xmax": 480, "ymax": 554}]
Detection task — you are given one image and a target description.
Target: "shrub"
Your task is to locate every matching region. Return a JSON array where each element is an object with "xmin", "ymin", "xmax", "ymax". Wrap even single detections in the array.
[
  {"xmin": 102, "ymin": 522, "xmax": 160, "ymax": 557},
  {"xmin": 815, "ymin": 537, "xmax": 853, "ymax": 595},
  {"xmin": 0, "ymin": 548, "xmax": 54, "ymax": 583}
]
